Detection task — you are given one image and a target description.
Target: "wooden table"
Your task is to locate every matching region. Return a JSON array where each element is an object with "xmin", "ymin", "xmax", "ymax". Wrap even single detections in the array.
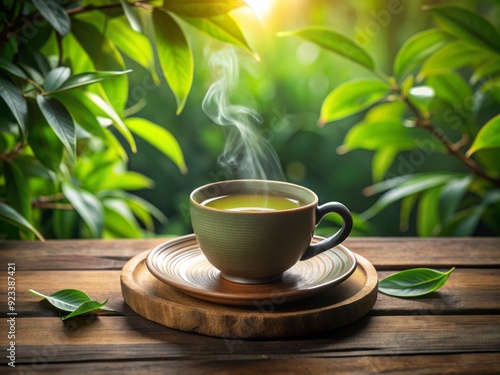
[{"xmin": 1, "ymin": 237, "xmax": 499, "ymax": 374}]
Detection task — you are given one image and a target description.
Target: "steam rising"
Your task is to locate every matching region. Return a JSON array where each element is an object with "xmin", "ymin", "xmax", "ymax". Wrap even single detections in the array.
[{"xmin": 202, "ymin": 48, "xmax": 284, "ymax": 181}]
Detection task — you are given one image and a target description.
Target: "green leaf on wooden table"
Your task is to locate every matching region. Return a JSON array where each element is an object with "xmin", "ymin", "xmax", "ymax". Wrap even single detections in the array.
[
  {"xmin": 162, "ymin": 0, "xmax": 247, "ymax": 18},
  {"xmin": 419, "ymin": 41, "xmax": 489, "ymax": 78},
  {"xmin": 424, "ymin": 5, "xmax": 500, "ymax": 54},
  {"xmin": 124, "ymin": 117, "xmax": 188, "ymax": 174},
  {"xmin": 182, "ymin": 13, "xmax": 254, "ymax": 54},
  {"xmin": 31, "ymin": 0, "xmax": 71, "ymax": 36},
  {"xmin": 467, "ymin": 114, "xmax": 500, "ymax": 156},
  {"xmin": 153, "ymin": 8, "xmax": 193, "ymax": 115},
  {"xmin": 62, "ymin": 183, "xmax": 103, "ymax": 238},
  {"xmin": 394, "ymin": 29, "xmax": 452, "ymax": 79},
  {"xmin": 43, "ymin": 67, "xmax": 71, "ymax": 92},
  {"xmin": 0, "ymin": 75, "xmax": 28, "ymax": 136},
  {"xmin": 28, "ymin": 289, "xmax": 119, "ymax": 320},
  {"xmin": 319, "ymin": 78, "xmax": 390, "ymax": 125},
  {"xmin": 0, "ymin": 202, "xmax": 44, "ymax": 241},
  {"xmin": 278, "ymin": 27, "xmax": 375, "ymax": 72},
  {"xmin": 0, "ymin": 58, "xmax": 28, "ymax": 79},
  {"xmin": 47, "ymin": 70, "xmax": 132, "ymax": 94},
  {"xmin": 36, "ymin": 94, "xmax": 76, "ymax": 161},
  {"xmin": 378, "ymin": 268, "xmax": 455, "ymax": 297}
]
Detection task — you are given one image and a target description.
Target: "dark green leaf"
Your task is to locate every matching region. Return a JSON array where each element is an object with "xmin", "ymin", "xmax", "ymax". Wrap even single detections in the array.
[
  {"xmin": 153, "ymin": 8, "xmax": 193, "ymax": 114},
  {"xmin": 27, "ymin": 100, "xmax": 64, "ymax": 171},
  {"xmin": 31, "ymin": 0, "xmax": 71, "ymax": 36},
  {"xmin": 43, "ymin": 67, "xmax": 71, "ymax": 92},
  {"xmin": 278, "ymin": 26, "xmax": 375, "ymax": 71},
  {"xmin": 426, "ymin": 72, "xmax": 472, "ymax": 109},
  {"xmin": 425, "ymin": 5, "xmax": 500, "ymax": 54},
  {"xmin": 162, "ymin": 0, "xmax": 247, "ymax": 17},
  {"xmin": 0, "ymin": 75, "xmax": 28, "ymax": 136},
  {"xmin": 319, "ymin": 78, "xmax": 390, "ymax": 124},
  {"xmin": 439, "ymin": 175, "xmax": 473, "ymax": 226},
  {"xmin": 400, "ymin": 194, "xmax": 418, "ymax": 232},
  {"xmin": 47, "ymin": 70, "xmax": 132, "ymax": 94},
  {"xmin": 378, "ymin": 268, "xmax": 455, "ymax": 297},
  {"xmin": 0, "ymin": 202, "xmax": 44, "ymax": 241},
  {"xmin": 467, "ymin": 114, "xmax": 500, "ymax": 156},
  {"xmin": 124, "ymin": 117, "xmax": 187, "ymax": 174},
  {"xmin": 182, "ymin": 13, "xmax": 254, "ymax": 53},
  {"xmin": 394, "ymin": 29, "xmax": 452, "ymax": 79},
  {"xmin": 417, "ymin": 186, "xmax": 443, "ymax": 236},
  {"xmin": 454, "ymin": 190, "xmax": 500, "ymax": 236},
  {"xmin": 36, "ymin": 95, "xmax": 75, "ymax": 160},
  {"xmin": 0, "ymin": 58, "xmax": 28, "ymax": 79},
  {"xmin": 62, "ymin": 183, "xmax": 103, "ymax": 238},
  {"xmin": 4, "ymin": 161, "xmax": 32, "ymax": 238}
]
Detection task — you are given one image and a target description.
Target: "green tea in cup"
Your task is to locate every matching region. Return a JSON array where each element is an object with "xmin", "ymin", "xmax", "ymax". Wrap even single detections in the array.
[{"xmin": 202, "ymin": 194, "xmax": 303, "ymax": 212}]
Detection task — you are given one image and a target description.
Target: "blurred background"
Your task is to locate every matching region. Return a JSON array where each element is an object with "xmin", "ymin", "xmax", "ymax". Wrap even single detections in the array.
[{"xmin": 122, "ymin": 0, "xmax": 499, "ymax": 237}]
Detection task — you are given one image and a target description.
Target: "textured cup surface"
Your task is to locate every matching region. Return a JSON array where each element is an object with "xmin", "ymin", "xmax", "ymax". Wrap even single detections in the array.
[{"xmin": 190, "ymin": 180, "xmax": 318, "ymax": 284}]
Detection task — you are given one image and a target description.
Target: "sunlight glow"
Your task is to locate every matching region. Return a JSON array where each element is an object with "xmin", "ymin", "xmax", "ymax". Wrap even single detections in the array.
[{"xmin": 245, "ymin": 0, "xmax": 275, "ymax": 20}]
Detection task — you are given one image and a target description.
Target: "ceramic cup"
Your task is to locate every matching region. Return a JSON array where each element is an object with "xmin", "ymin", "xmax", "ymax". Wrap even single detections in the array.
[{"xmin": 190, "ymin": 179, "xmax": 353, "ymax": 284}]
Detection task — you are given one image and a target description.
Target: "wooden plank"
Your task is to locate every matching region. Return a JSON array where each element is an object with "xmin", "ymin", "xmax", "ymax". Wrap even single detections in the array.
[
  {"xmin": 1, "ymin": 237, "xmax": 499, "ymax": 270},
  {"xmin": 1, "ymin": 315, "xmax": 499, "ymax": 364},
  {"xmin": 9, "ymin": 353, "xmax": 500, "ymax": 374},
  {"xmin": 2, "ymin": 268, "xmax": 499, "ymax": 316}
]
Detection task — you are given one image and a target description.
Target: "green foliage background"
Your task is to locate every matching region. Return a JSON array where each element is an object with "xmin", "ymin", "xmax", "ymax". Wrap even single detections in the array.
[{"xmin": 1, "ymin": 0, "xmax": 499, "ymax": 240}]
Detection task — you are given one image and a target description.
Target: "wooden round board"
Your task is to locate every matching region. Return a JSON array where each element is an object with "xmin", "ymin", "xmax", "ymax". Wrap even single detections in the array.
[{"xmin": 121, "ymin": 247, "xmax": 378, "ymax": 339}]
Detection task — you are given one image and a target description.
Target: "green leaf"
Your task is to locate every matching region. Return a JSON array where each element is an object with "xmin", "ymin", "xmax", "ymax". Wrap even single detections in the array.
[
  {"xmin": 120, "ymin": 0, "xmax": 143, "ymax": 32},
  {"xmin": 378, "ymin": 268, "xmax": 455, "ymax": 297},
  {"xmin": 43, "ymin": 67, "xmax": 71, "ymax": 92},
  {"xmin": 467, "ymin": 114, "xmax": 500, "ymax": 156},
  {"xmin": 425, "ymin": 5, "xmax": 500, "ymax": 54},
  {"xmin": 96, "ymin": 171, "xmax": 154, "ymax": 191},
  {"xmin": 47, "ymin": 70, "xmax": 132, "ymax": 94},
  {"xmin": 0, "ymin": 58, "xmax": 28, "ymax": 79},
  {"xmin": 71, "ymin": 19, "xmax": 128, "ymax": 113},
  {"xmin": 439, "ymin": 175, "xmax": 473, "ymax": 226},
  {"xmin": 0, "ymin": 202, "xmax": 44, "ymax": 241},
  {"xmin": 124, "ymin": 117, "xmax": 188, "ymax": 174},
  {"xmin": 162, "ymin": 0, "xmax": 247, "ymax": 17},
  {"xmin": 340, "ymin": 119, "xmax": 437, "ymax": 153},
  {"xmin": 362, "ymin": 173, "xmax": 458, "ymax": 220},
  {"xmin": 278, "ymin": 26, "xmax": 375, "ymax": 71},
  {"xmin": 394, "ymin": 29, "xmax": 452, "ymax": 79},
  {"xmin": 419, "ymin": 41, "xmax": 489, "ymax": 78},
  {"xmin": 4, "ymin": 161, "xmax": 32, "ymax": 237},
  {"xmin": 319, "ymin": 78, "xmax": 390, "ymax": 124},
  {"xmin": 426, "ymin": 72, "xmax": 472, "ymax": 108},
  {"xmin": 182, "ymin": 13, "xmax": 254, "ymax": 54},
  {"xmin": 36, "ymin": 95, "xmax": 76, "ymax": 160},
  {"xmin": 0, "ymin": 75, "xmax": 28, "ymax": 136},
  {"xmin": 153, "ymin": 8, "xmax": 193, "ymax": 114},
  {"xmin": 454, "ymin": 190, "xmax": 500, "ymax": 236},
  {"xmin": 400, "ymin": 194, "xmax": 418, "ymax": 232},
  {"xmin": 408, "ymin": 86, "xmax": 435, "ymax": 115},
  {"xmin": 417, "ymin": 186, "xmax": 443, "ymax": 237},
  {"xmin": 31, "ymin": 0, "xmax": 71, "ymax": 36},
  {"xmin": 62, "ymin": 183, "xmax": 103, "ymax": 238},
  {"xmin": 28, "ymin": 289, "xmax": 119, "ymax": 319},
  {"xmin": 27, "ymin": 100, "xmax": 64, "ymax": 171},
  {"xmin": 103, "ymin": 199, "xmax": 143, "ymax": 238},
  {"xmin": 372, "ymin": 147, "xmax": 399, "ymax": 183}
]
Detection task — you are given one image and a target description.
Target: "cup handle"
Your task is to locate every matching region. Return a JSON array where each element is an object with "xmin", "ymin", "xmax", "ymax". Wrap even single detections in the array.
[{"xmin": 300, "ymin": 202, "xmax": 353, "ymax": 261}]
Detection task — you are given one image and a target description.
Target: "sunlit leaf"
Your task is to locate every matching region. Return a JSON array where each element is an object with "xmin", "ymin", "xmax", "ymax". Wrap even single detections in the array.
[
  {"xmin": 43, "ymin": 67, "xmax": 71, "ymax": 92},
  {"xmin": 426, "ymin": 72, "xmax": 472, "ymax": 108},
  {"xmin": 319, "ymin": 78, "xmax": 390, "ymax": 124},
  {"xmin": 36, "ymin": 95, "xmax": 75, "ymax": 160},
  {"xmin": 162, "ymin": 0, "xmax": 247, "ymax": 17},
  {"xmin": 0, "ymin": 75, "xmax": 28, "ymax": 136},
  {"xmin": 467, "ymin": 114, "xmax": 500, "ymax": 156},
  {"xmin": 153, "ymin": 8, "xmax": 193, "ymax": 114},
  {"xmin": 394, "ymin": 29, "xmax": 452, "ymax": 79},
  {"xmin": 379, "ymin": 268, "xmax": 454, "ymax": 297},
  {"xmin": 62, "ymin": 183, "xmax": 104, "ymax": 238},
  {"xmin": 400, "ymin": 194, "xmax": 417, "ymax": 232},
  {"xmin": 408, "ymin": 86, "xmax": 435, "ymax": 115},
  {"xmin": 124, "ymin": 117, "xmax": 188, "ymax": 174},
  {"xmin": 425, "ymin": 4, "xmax": 500, "ymax": 54},
  {"xmin": 372, "ymin": 147, "xmax": 399, "ymax": 183},
  {"xmin": 97, "ymin": 171, "xmax": 154, "ymax": 191},
  {"xmin": 0, "ymin": 202, "xmax": 44, "ymax": 241},
  {"xmin": 103, "ymin": 199, "xmax": 143, "ymax": 238},
  {"xmin": 120, "ymin": 0, "xmax": 142, "ymax": 32},
  {"xmin": 182, "ymin": 13, "xmax": 253, "ymax": 53},
  {"xmin": 278, "ymin": 27, "xmax": 375, "ymax": 71},
  {"xmin": 417, "ymin": 186, "xmax": 443, "ymax": 236},
  {"xmin": 31, "ymin": 0, "xmax": 71, "ymax": 36}
]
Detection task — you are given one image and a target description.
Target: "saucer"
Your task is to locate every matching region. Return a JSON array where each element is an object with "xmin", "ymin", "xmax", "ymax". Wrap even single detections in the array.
[{"xmin": 146, "ymin": 234, "xmax": 357, "ymax": 306}]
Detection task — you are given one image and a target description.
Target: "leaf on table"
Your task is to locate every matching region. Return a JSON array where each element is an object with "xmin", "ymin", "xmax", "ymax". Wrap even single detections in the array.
[
  {"xmin": 378, "ymin": 267, "xmax": 455, "ymax": 297},
  {"xmin": 278, "ymin": 26, "xmax": 375, "ymax": 72},
  {"xmin": 28, "ymin": 289, "xmax": 120, "ymax": 319}
]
